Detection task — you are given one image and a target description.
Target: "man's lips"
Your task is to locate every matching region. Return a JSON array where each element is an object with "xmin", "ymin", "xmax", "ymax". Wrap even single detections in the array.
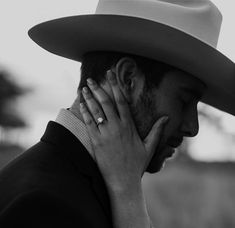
[{"xmin": 156, "ymin": 138, "xmax": 183, "ymax": 160}]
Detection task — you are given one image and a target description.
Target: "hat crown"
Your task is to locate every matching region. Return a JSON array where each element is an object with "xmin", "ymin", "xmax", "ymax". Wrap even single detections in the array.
[{"xmin": 95, "ymin": 0, "xmax": 222, "ymax": 48}]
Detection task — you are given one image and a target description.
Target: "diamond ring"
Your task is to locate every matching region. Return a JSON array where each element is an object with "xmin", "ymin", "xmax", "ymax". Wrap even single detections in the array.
[{"xmin": 96, "ymin": 117, "xmax": 105, "ymax": 126}]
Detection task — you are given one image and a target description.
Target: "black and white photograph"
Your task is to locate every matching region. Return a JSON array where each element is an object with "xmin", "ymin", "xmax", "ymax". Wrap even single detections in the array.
[{"xmin": 0, "ymin": 1, "xmax": 235, "ymax": 227}]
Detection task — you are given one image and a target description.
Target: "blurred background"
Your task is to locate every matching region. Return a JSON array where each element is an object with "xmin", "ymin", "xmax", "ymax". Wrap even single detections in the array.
[{"xmin": 1, "ymin": 1, "xmax": 235, "ymax": 227}]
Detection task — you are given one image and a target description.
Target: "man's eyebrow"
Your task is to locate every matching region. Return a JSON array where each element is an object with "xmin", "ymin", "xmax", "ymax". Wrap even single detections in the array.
[{"xmin": 180, "ymin": 86, "xmax": 204, "ymax": 100}]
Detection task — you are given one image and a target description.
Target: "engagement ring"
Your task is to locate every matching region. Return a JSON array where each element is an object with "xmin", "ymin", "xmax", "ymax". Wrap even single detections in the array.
[{"xmin": 97, "ymin": 117, "xmax": 105, "ymax": 126}]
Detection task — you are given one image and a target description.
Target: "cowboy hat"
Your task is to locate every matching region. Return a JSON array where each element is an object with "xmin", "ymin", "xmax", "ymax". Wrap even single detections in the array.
[{"xmin": 28, "ymin": 0, "xmax": 235, "ymax": 116}]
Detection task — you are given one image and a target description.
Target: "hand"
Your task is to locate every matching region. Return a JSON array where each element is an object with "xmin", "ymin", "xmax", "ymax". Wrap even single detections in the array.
[{"xmin": 80, "ymin": 70, "xmax": 168, "ymax": 191}]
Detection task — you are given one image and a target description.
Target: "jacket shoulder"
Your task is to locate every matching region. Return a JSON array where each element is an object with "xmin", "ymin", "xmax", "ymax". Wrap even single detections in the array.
[
  {"xmin": 0, "ymin": 189, "xmax": 91, "ymax": 227},
  {"xmin": 0, "ymin": 141, "xmax": 90, "ymax": 209}
]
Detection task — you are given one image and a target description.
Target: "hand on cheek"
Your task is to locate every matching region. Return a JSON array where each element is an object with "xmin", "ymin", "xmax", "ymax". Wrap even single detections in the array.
[{"xmin": 80, "ymin": 70, "xmax": 169, "ymax": 191}]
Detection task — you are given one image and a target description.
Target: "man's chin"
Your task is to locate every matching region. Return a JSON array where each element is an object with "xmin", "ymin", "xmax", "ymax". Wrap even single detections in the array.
[{"xmin": 145, "ymin": 146, "xmax": 176, "ymax": 174}]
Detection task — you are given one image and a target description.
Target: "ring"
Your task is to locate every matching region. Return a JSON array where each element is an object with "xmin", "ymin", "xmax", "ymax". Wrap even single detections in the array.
[{"xmin": 96, "ymin": 117, "xmax": 105, "ymax": 126}]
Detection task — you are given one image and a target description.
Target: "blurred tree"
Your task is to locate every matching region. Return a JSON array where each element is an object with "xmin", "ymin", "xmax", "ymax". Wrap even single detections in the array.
[
  {"xmin": 0, "ymin": 69, "xmax": 32, "ymax": 169},
  {"xmin": 0, "ymin": 70, "xmax": 29, "ymax": 142}
]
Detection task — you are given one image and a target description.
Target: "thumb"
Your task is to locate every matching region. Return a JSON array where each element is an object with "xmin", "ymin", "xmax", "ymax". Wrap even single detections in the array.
[{"xmin": 144, "ymin": 116, "xmax": 169, "ymax": 157}]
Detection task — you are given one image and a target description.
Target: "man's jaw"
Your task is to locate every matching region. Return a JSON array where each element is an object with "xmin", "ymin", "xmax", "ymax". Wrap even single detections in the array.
[
  {"xmin": 163, "ymin": 137, "xmax": 183, "ymax": 158},
  {"xmin": 145, "ymin": 137, "xmax": 183, "ymax": 173},
  {"xmin": 158, "ymin": 137, "xmax": 184, "ymax": 164}
]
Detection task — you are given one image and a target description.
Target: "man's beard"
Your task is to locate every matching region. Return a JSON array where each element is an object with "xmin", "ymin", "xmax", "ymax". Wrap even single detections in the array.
[
  {"xmin": 129, "ymin": 85, "xmax": 170, "ymax": 173},
  {"xmin": 129, "ymin": 85, "xmax": 157, "ymax": 140}
]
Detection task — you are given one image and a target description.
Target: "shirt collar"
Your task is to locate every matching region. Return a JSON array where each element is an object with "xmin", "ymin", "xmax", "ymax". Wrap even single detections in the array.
[{"xmin": 55, "ymin": 108, "xmax": 95, "ymax": 159}]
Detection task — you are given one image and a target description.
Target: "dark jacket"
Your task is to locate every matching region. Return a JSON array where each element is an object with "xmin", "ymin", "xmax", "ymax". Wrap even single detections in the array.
[{"xmin": 0, "ymin": 121, "xmax": 113, "ymax": 227}]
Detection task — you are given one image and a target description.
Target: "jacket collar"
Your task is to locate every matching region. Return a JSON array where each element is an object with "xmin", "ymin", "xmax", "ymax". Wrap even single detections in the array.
[{"xmin": 41, "ymin": 121, "xmax": 113, "ymax": 223}]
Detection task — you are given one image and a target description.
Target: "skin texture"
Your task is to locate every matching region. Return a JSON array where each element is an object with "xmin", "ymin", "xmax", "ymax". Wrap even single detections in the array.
[
  {"xmin": 139, "ymin": 69, "xmax": 206, "ymax": 172},
  {"xmin": 71, "ymin": 57, "xmax": 206, "ymax": 228},
  {"xmin": 70, "ymin": 57, "xmax": 206, "ymax": 172},
  {"xmin": 79, "ymin": 70, "xmax": 168, "ymax": 228},
  {"xmin": 78, "ymin": 66, "xmax": 206, "ymax": 228}
]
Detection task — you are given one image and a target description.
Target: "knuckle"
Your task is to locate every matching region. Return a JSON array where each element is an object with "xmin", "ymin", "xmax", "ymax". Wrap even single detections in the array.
[
  {"xmin": 93, "ymin": 139, "xmax": 103, "ymax": 148},
  {"xmin": 84, "ymin": 118, "xmax": 93, "ymax": 126},
  {"xmin": 92, "ymin": 107, "xmax": 100, "ymax": 116},
  {"xmin": 111, "ymin": 128, "xmax": 122, "ymax": 138},
  {"xmin": 121, "ymin": 120, "xmax": 134, "ymax": 134},
  {"xmin": 116, "ymin": 96, "xmax": 126, "ymax": 105},
  {"xmin": 91, "ymin": 83, "xmax": 99, "ymax": 91},
  {"xmin": 101, "ymin": 98, "xmax": 111, "ymax": 106},
  {"xmin": 84, "ymin": 92, "xmax": 92, "ymax": 100}
]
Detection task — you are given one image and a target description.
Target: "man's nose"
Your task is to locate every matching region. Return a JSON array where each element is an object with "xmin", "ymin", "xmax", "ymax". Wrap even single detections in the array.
[{"xmin": 181, "ymin": 107, "xmax": 199, "ymax": 137}]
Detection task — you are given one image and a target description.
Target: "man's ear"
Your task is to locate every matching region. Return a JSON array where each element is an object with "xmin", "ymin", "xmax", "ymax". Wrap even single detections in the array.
[{"xmin": 112, "ymin": 57, "xmax": 144, "ymax": 103}]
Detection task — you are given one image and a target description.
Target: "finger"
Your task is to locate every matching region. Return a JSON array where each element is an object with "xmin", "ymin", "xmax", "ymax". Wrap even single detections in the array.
[
  {"xmin": 144, "ymin": 116, "xmax": 169, "ymax": 158},
  {"xmin": 86, "ymin": 78, "xmax": 119, "ymax": 123},
  {"xmin": 107, "ymin": 70, "xmax": 132, "ymax": 123},
  {"xmin": 82, "ymin": 86, "xmax": 107, "ymax": 125},
  {"xmin": 79, "ymin": 102, "xmax": 101, "ymax": 137}
]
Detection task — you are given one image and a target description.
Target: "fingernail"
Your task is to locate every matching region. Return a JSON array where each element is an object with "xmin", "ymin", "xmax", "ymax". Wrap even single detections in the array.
[
  {"xmin": 80, "ymin": 102, "xmax": 85, "ymax": 109},
  {"xmin": 83, "ymin": 87, "xmax": 89, "ymax": 93},
  {"xmin": 161, "ymin": 116, "xmax": 169, "ymax": 123},
  {"xmin": 107, "ymin": 70, "xmax": 115, "ymax": 81},
  {"xmin": 87, "ymin": 78, "xmax": 95, "ymax": 85}
]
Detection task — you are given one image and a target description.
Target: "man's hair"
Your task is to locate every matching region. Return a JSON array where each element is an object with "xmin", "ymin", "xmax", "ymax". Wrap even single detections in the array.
[{"xmin": 78, "ymin": 51, "xmax": 174, "ymax": 93}]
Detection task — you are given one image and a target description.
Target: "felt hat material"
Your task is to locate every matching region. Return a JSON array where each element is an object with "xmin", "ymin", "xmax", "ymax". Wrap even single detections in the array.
[{"xmin": 28, "ymin": 0, "xmax": 235, "ymax": 116}]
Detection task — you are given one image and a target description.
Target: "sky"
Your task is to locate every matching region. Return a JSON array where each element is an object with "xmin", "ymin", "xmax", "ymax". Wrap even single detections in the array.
[{"xmin": 1, "ymin": 0, "xmax": 235, "ymax": 161}]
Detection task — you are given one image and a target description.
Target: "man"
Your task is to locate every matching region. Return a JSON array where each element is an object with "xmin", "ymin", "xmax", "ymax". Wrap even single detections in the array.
[{"xmin": 0, "ymin": 0, "xmax": 235, "ymax": 227}]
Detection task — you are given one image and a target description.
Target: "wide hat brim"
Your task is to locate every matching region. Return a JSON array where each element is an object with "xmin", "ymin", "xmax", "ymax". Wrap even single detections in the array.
[{"xmin": 28, "ymin": 15, "xmax": 235, "ymax": 116}]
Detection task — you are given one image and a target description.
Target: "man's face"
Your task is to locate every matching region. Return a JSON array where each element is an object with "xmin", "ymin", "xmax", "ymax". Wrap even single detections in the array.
[{"xmin": 130, "ymin": 69, "xmax": 206, "ymax": 173}]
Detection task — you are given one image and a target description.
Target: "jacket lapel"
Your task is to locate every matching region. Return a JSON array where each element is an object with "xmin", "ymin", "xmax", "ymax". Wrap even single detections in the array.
[{"xmin": 41, "ymin": 121, "xmax": 112, "ymax": 223}]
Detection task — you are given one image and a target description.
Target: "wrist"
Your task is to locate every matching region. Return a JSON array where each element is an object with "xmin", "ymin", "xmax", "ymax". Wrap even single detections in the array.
[
  {"xmin": 107, "ymin": 180, "xmax": 145, "ymax": 212},
  {"xmin": 107, "ymin": 180, "xmax": 151, "ymax": 228},
  {"xmin": 106, "ymin": 178, "xmax": 142, "ymax": 196}
]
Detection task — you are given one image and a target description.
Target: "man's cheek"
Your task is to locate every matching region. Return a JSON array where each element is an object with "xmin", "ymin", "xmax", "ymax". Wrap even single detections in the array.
[{"xmin": 163, "ymin": 117, "xmax": 176, "ymax": 137}]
